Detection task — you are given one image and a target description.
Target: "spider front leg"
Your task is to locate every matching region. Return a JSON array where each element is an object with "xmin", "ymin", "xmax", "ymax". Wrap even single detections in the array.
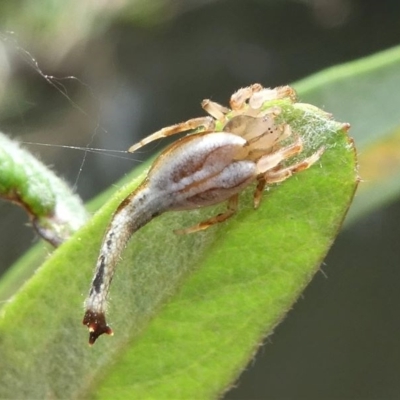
[
  {"xmin": 249, "ymin": 86, "xmax": 297, "ymax": 109},
  {"xmin": 128, "ymin": 116, "xmax": 215, "ymax": 153},
  {"xmin": 264, "ymin": 147, "xmax": 325, "ymax": 185},
  {"xmin": 252, "ymin": 147, "xmax": 324, "ymax": 209},
  {"xmin": 230, "ymin": 84, "xmax": 263, "ymax": 111},
  {"xmin": 201, "ymin": 99, "xmax": 230, "ymax": 120},
  {"xmin": 174, "ymin": 194, "xmax": 239, "ymax": 235}
]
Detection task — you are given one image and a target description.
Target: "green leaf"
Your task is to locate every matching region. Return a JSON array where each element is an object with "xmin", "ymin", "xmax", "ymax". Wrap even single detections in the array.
[
  {"xmin": 0, "ymin": 100, "xmax": 357, "ymax": 398},
  {"xmin": 294, "ymin": 44, "xmax": 400, "ymax": 225}
]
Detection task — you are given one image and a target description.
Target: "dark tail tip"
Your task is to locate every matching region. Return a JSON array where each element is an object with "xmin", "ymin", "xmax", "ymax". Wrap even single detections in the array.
[{"xmin": 83, "ymin": 309, "xmax": 113, "ymax": 345}]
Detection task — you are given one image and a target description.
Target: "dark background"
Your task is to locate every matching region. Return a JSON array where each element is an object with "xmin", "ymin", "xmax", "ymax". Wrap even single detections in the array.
[{"xmin": 0, "ymin": 1, "xmax": 399, "ymax": 398}]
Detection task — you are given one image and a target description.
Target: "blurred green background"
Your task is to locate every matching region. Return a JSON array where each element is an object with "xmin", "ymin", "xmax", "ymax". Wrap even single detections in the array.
[{"xmin": 0, "ymin": 0, "xmax": 399, "ymax": 398}]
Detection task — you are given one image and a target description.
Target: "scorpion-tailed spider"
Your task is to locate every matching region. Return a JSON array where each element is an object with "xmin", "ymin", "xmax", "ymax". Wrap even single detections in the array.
[{"xmin": 83, "ymin": 84, "xmax": 325, "ymax": 345}]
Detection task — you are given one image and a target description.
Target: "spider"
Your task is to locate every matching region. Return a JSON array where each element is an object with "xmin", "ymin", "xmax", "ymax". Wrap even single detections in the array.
[{"xmin": 83, "ymin": 84, "xmax": 324, "ymax": 345}]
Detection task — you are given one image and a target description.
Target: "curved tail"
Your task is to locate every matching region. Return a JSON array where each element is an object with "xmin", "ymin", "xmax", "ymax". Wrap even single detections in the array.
[{"xmin": 82, "ymin": 185, "xmax": 161, "ymax": 345}]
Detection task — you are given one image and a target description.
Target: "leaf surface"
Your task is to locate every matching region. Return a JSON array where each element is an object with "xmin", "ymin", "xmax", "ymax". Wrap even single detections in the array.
[
  {"xmin": 294, "ymin": 45, "xmax": 400, "ymax": 224},
  {"xmin": 0, "ymin": 103, "xmax": 357, "ymax": 398}
]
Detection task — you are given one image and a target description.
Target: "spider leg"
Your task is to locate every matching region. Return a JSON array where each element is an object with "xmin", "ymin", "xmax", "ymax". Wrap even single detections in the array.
[
  {"xmin": 174, "ymin": 194, "xmax": 239, "ymax": 235},
  {"xmin": 230, "ymin": 84, "xmax": 263, "ymax": 111},
  {"xmin": 128, "ymin": 116, "xmax": 215, "ymax": 153},
  {"xmin": 253, "ymin": 146, "xmax": 324, "ymax": 208},
  {"xmin": 256, "ymin": 135, "xmax": 303, "ymax": 174},
  {"xmin": 264, "ymin": 147, "xmax": 325, "ymax": 184},
  {"xmin": 253, "ymin": 177, "xmax": 266, "ymax": 209},
  {"xmin": 201, "ymin": 99, "xmax": 230, "ymax": 120},
  {"xmin": 252, "ymin": 135, "xmax": 304, "ymax": 207},
  {"xmin": 249, "ymin": 86, "xmax": 297, "ymax": 109}
]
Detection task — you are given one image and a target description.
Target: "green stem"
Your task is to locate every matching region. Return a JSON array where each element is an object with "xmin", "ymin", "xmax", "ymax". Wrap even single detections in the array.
[{"xmin": 0, "ymin": 132, "xmax": 89, "ymax": 245}]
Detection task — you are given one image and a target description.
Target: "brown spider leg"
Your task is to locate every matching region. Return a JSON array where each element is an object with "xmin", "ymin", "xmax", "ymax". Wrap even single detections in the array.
[
  {"xmin": 253, "ymin": 146, "xmax": 324, "ymax": 209},
  {"xmin": 201, "ymin": 99, "xmax": 230, "ymax": 120},
  {"xmin": 252, "ymin": 135, "xmax": 305, "ymax": 208},
  {"xmin": 249, "ymin": 86, "xmax": 297, "ymax": 109},
  {"xmin": 253, "ymin": 177, "xmax": 267, "ymax": 209},
  {"xmin": 128, "ymin": 116, "xmax": 215, "ymax": 153},
  {"xmin": 264, "ymin": 147, "xmax": 325, "ymax": 184},
  {"xmin": 174, "ymin": 194, "xmax": 239, "ymax": 235},
  {"xmin": 275, "ymin": 86, "xmax": 297, "ymax": 102},
  {"xmin": 230, "ymin": 84, "xmax": 263, "ymax": 111},
  {"xmin": 256, "ymin": 135, "xmax": 304, "ymax": 174}
]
